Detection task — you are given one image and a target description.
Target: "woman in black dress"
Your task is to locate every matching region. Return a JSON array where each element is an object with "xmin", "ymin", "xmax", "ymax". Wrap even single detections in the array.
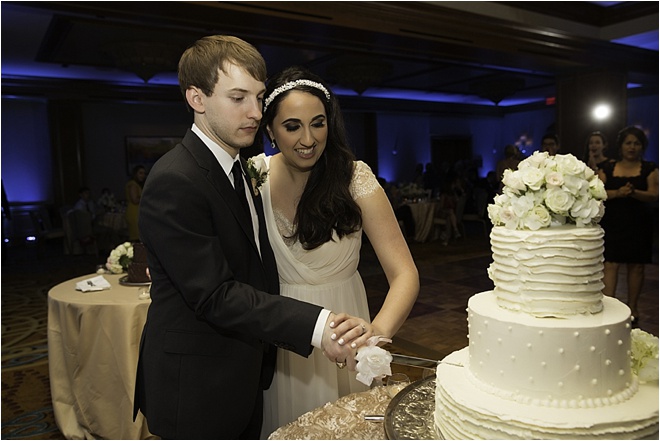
[{"xmin": 597, "ymin": 126, "xmax": 659, "ymax": 325}]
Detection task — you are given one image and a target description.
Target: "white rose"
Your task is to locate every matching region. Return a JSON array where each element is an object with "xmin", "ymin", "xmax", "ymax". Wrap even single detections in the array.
[
  {"xmin": 631, "ymin": 329, "xmax": 659, "ymax": 383},
  {"xmin": 487, "ymin": 204, "xmax": 501, "ymax": 225},
  {"xmin": 522, "ymin": 151, "xmax": 548, "ymax": 169},
  {"xmin": 494, "ymin": 192, "xmax": 511, "ymax": 206},
  {"xmin": 520, "ymin": 167, "xmax": 545, "ymax": 191},
  {"xmin": 127, "ymin": 246, "xmax": 134, "ymax": 259},
  {"xmin": 583, "ymin": 166, "xmax": 595, "ymax": 180},
  {"xmin": 571, "ymin": 197, "xmax": 601, "ymax": 226},
  {"xmin": 355, "ymin": 340, "xmax": 393, "ymax": 386},
  {"xmin": 638, "ymin": 358, "xmax": 659, "ymax": 383},
  {"xmin": 500, "ymin": 206, "xmax": 521, "ymax": 229},
  {"xmin": 523, "ymin": 204, "xmax": 551, "ymax": 230},
  {"xmin": 595, "ymin": 202, "xmax": 605, "ymax": 222},
  {"xmin": 251, "ymin": 153, "xmax": 268, "ymax": 174},
  {"xmin": 544, "ymin": 187, "xmax": 575, "ymax": 214},
  {"xmin": 589, "ymin": 175, "xmax": 607, "ymax": 200},
  {"xmin": 107, "ymin": 262, "xmax": 123, "ymax": 274},
  {"xmin": 561, "ymin": 174, "xmax": 587, "ymax": 197},
  {"xmin": 555, "ymin": 153, "xmax": 585, "ymax": 177},
  {"xmin": 510, "ymin": 193, "xmax": 535, "ymax": 218},
  {"xmin": 545, "ymin": 171, "xmax": 564, "ymax": 187},
  {"xmin": 501, "ymin": 169, "xmax": 526, "ymax": 193}
]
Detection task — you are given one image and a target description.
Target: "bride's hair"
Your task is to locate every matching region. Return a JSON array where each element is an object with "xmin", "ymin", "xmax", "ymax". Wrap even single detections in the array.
[{"xmin": 261, "ymin": 66, "xmax": 362, "ymax": 250}]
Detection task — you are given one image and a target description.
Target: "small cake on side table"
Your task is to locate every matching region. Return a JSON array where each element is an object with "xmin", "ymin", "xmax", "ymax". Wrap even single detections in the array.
[{"xmin": 127, "ymin": 242, "xmax": 150, "ymax": 284}]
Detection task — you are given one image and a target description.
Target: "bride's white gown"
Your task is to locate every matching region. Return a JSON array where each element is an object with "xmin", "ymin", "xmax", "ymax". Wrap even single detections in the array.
[{"xmin": 260, "ymin": 155, "xmax": 381, "ymax": 438}]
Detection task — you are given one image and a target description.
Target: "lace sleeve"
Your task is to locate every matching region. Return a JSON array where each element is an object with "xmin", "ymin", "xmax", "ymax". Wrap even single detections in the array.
[{"xmin": 350, "ymin": 161, "xmax": 382, "ymax": 200}]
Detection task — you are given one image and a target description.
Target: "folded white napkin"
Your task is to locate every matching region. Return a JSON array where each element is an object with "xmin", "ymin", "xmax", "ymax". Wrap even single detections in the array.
[{"xmin": 76, "ymin": 275, "xmax": 112, "ymax": 292}]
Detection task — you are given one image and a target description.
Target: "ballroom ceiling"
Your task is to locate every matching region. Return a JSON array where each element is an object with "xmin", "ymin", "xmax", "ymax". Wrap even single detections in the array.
[{"xmin": 2, "ymin": 1, "xmax": 658, "ymax": 113}]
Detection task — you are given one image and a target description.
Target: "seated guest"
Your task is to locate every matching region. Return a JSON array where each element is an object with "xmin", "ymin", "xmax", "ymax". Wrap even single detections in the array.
[{"xmin": 73, "ymin": 186, "xmax": 98, "ymax": 220}]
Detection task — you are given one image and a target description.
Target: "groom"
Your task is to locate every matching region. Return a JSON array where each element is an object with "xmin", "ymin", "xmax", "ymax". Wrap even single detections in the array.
[{"xmin": 133, "ymin": 35, "xmax": 359, "ymax": 439}]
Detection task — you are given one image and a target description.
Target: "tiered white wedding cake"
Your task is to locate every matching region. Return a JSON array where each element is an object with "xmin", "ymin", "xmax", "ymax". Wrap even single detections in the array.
[{"xmin": 434, "ymin": 152, "xmax": 658, "ymax": 439}]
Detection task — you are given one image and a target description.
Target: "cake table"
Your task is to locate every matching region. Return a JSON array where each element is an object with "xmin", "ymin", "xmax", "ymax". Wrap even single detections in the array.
[{"xmin": 384, "ymin": 376, "xmax": 437, "ymax": 440}]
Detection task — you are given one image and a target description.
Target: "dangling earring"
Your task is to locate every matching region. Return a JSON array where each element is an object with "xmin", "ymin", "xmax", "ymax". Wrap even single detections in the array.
[{"xmin": 271, "ymin": 139, "xmax": 278, "ymax": 150}]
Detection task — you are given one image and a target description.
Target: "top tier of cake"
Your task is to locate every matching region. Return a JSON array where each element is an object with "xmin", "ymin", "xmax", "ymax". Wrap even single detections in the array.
[{"xmin": 488, "ymin": 225, "xmax": 604, "ymax": 317}]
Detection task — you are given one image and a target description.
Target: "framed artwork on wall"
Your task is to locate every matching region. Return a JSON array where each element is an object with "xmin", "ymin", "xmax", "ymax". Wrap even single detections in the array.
[{"xmin": 125, "ymin": 136, "xmax": 181, "ymax": 175}]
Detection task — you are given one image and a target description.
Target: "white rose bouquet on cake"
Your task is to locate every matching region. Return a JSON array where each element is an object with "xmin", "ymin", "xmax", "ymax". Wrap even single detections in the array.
[
  {"xmin": 105, "ymin": 242, "xmax": 134, "ymax": 274},
  {"xmin": 488, "ymin": 151, "xmax": 607, "ymax": 230}
]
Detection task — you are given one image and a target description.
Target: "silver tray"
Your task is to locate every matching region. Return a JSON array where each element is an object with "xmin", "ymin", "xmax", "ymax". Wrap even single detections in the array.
[
  {"xmin": 384, "ymin": 375, "xmax": 440, "ymax": 439},
  {"xmin": 118, "ymin": 275, "xmax": 151, "ymax": 287}
]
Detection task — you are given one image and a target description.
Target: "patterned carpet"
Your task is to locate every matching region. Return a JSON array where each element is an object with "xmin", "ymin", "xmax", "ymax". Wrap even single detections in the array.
[
  {"xmin": 2, "ymin": 243, "xmax": 102, "ymax": 440},
  {"xmin": 2, "ymin": 230, "xmax": 657, "ymax": 440}
]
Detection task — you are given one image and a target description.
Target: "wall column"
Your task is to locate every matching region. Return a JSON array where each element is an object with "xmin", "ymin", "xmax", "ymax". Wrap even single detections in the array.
[
  {"xmin": 48, "ymin": 100, "xmax": 85, "ymax": 207},
  {"xmin": 556, "ymin": 69, "xmax": 627, "ymax": 159}
]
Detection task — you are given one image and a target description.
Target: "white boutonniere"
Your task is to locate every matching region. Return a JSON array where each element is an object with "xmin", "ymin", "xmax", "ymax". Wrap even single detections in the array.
[
  {"xmin": 247, "ymin": 153, "xmax": 269, "ymax": 196},
  {"xmin": 355, "ymin": 336, "xmax": 393, "ymax": 386}
]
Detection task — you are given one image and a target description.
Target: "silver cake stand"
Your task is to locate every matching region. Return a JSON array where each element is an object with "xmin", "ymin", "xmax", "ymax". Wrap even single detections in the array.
[{"xmin": 384, "ymin": 376, "xmax": 441, "ymax": 439}]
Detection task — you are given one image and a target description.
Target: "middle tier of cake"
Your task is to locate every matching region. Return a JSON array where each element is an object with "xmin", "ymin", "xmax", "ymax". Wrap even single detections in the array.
[{"xmin": 468, "ymin": 291, "xmax": 634, "ymax": 407}]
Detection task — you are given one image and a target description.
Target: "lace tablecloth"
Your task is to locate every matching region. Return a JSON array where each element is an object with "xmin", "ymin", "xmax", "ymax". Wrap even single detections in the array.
[{"xmin": 268, "ymin": 386, "xmax": 392, "ymax": 440}]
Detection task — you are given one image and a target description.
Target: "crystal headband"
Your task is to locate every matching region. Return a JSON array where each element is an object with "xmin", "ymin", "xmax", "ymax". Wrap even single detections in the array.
[{"xmin": 263, "ymin": 79, "xmax": 331, "ymax": 113}]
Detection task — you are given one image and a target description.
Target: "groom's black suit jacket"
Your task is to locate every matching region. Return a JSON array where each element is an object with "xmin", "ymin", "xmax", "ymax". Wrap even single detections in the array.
[{"xmin": 133, "ymin": 129, "xmax": 321, "ymax": 439}]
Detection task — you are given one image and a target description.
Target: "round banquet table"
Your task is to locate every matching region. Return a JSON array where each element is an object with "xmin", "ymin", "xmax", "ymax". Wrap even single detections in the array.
[
  {"xmin": 406, "ymin": 202, "xmax": 437, "ymax": 242},
  {"xmin": 47, "ymin": 273, "xmax": 157, "ymax": 440}
]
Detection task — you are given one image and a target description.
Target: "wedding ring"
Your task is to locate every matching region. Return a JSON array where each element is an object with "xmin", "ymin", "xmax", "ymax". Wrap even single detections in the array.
[
  {"xmin": 361, "ymin": 324, "xmax": 366, "ymax": 335},
  {"xmin": 336, "ymin": 360, "xmax": 347, "ymax": 369}
]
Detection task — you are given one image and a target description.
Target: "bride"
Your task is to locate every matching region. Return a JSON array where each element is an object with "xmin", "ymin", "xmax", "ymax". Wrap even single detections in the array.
[{"xmin": 255, "ymin": 66, "xmax": 419, "ymax": 437}]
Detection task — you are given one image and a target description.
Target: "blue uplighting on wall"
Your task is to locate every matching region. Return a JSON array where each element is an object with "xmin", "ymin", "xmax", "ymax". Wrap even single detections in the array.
[{"xmin": 612, "ymin": 30, "xmax": 659, "ymax": 51}]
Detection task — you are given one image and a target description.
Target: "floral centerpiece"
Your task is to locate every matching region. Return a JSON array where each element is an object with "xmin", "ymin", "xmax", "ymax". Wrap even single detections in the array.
[
  {"xmin": 399, "ymin": 182, "xmax": 427, "ymax": 201},
  {"xmin": 630, "ymin": 328, "xmax": 659, "ymax": 383},
  {"xmin": 487, "ymin": 151, "xmax": 607, "ymax": 230},
  {"xmin": 247, "ymin": 154, "xmax": 269, "ymax": 196},
  {"xmin": 105, "ymin": 242, "xmax": 133, "ymax": 274}
]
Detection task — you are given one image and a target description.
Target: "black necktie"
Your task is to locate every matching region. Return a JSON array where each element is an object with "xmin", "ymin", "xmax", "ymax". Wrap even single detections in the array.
[{"xmin": 232, "ymin": 160, "xmax": 251, "ymax": 216}]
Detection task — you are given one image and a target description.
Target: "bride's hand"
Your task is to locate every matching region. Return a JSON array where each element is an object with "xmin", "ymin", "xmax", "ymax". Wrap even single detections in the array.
[{"xmin": 329, "ymin": 313, "xmax": 377, "ymax": 350}]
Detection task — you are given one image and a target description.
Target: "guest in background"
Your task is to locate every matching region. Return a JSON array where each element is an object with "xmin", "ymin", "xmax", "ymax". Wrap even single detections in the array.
[
  {"xmin": 583, "ymin": 131, "xmax": 609, "ymax": 171},
  {"xmin": 73, "ymin": 186, "xmax": 98, "ymax": 220},
  {"xmin": 97, "ymin": 187, "xmax": 118, "ymax": 213},
  {"xmin": 476, "ymin": 170, "xmax": 499, "ymax": 205},
  {"xmin": 125, "ymin": 165, "xmax": 146, "ymax": 241},
  {"xmin": 436, "ymin": 180, "xmax": 461, "ymax": 245},
  {"xmin": 413, "ymin": 162, "xmax": 424, "ymax": 187},
  {"xmin": 380, "ymin": 177, "xmax": 416, "ymax": 240},
  {"xmin": 540, "ymin": 133, "xmax": 561, "ymax": 155},
  {"xmin": 597, "ymin": 126, "xmax": 658, "ymax": 325},
  {"xmin": 258, "ymin": 65, "xmax": 419, "ymax": 435},
  {"xmin": 495, "ymin": 144, "xmax": 521, "ymax": 191},
  {"xmin": 72, "ymin": 186, "xmax": 98, "ymax": 247},
  {"xmin": 423, "ymin": 162, "xmax": 440, "ymax": 197}
]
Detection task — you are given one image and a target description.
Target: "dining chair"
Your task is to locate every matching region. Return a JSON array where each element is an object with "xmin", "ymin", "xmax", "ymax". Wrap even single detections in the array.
[{"xmin": 29, "ymin": 207, "xmax": 66, "ymax": 256}]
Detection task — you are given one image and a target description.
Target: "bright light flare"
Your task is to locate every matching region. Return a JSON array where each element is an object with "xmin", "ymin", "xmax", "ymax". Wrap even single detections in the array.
[{"xmin": 592, "ymin": 104, "xmax": 612, "ymax": 120}]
